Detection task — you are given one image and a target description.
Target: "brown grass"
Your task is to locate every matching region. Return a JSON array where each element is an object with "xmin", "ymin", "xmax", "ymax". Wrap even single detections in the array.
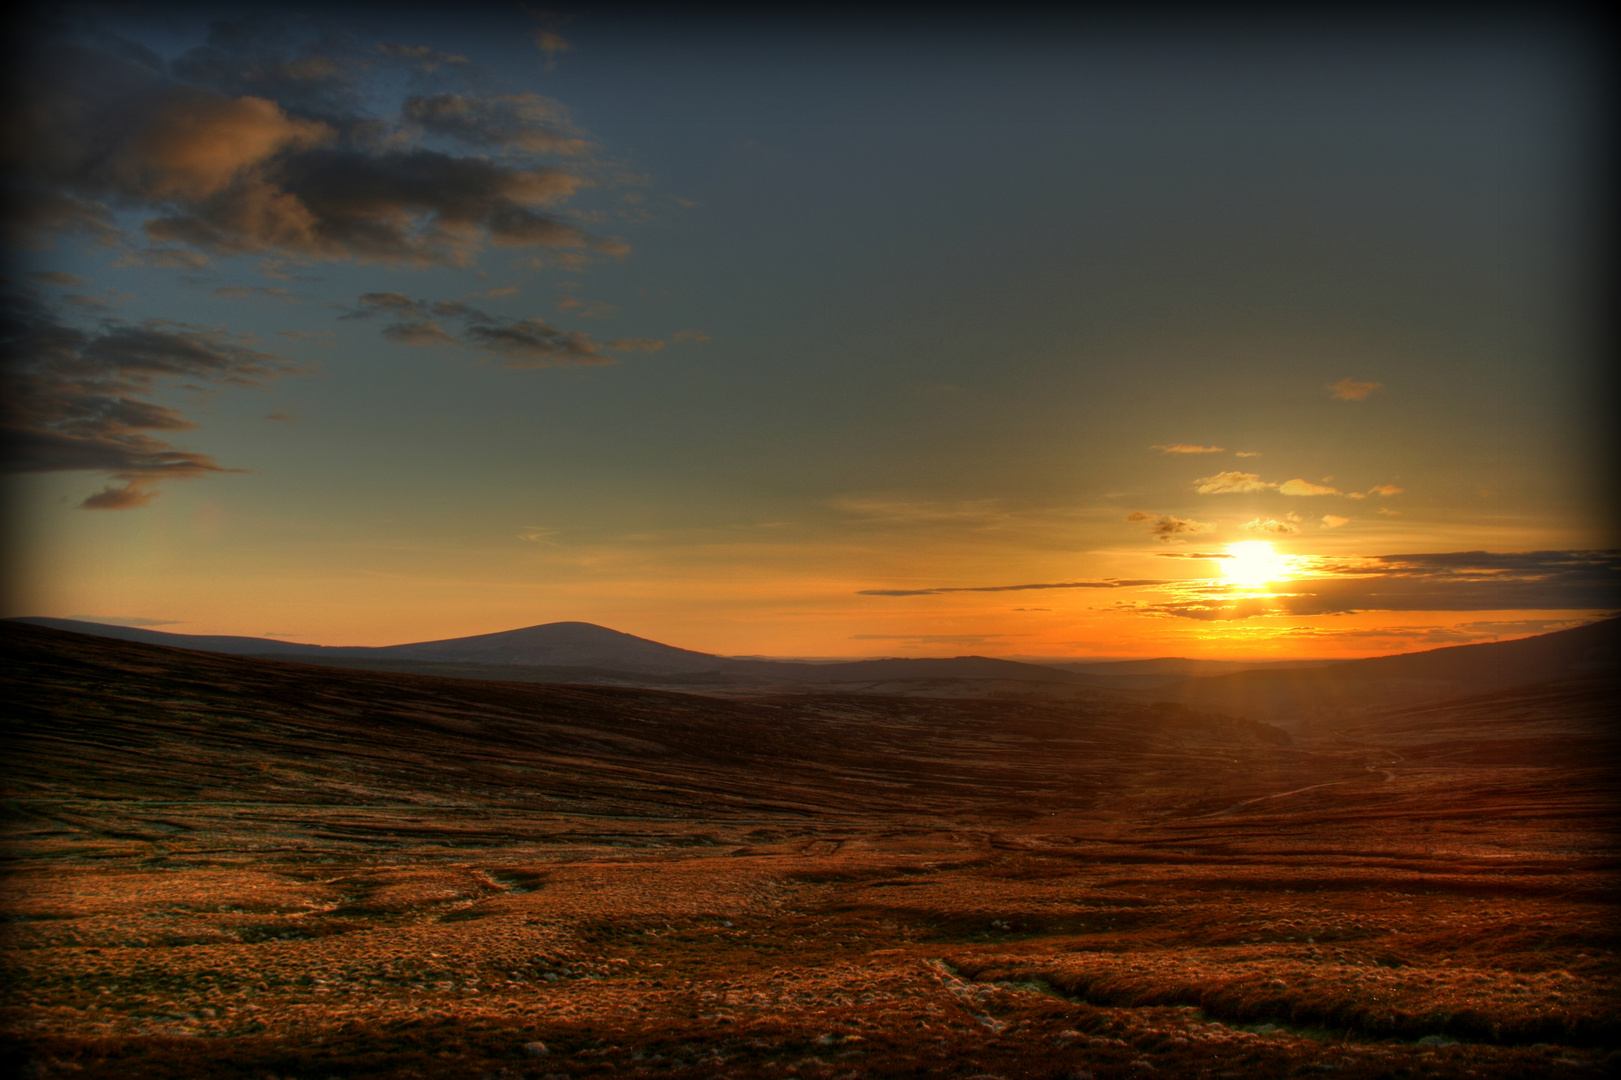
[{"xmin": 2, "ymin": 623, "xmax": 1618, "ymax": 1078}]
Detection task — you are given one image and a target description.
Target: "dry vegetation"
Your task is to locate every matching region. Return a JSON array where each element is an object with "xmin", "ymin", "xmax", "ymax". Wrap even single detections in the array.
[{"xmin": 2, "ymin": 623, "xmax": 1617, "ymax": 1078}]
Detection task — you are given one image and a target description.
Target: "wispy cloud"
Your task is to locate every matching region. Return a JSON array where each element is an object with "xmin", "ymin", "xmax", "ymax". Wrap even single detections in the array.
[
  {"xmin": 342, "ymin": 292, "xmax": 662, "ymax": 367},
  {"xmin": 833, "ymin": 497, "xmax": 1013, "ymax": 526},
  {"xmin": 1321, "ymin": 515, "xmax": 1350, "ymax": 528},
  {"xmin": 403, "ymin": 93, "xmax": 592, "ymax": 155},
  {"xmin": 212, "ymin": 286, "xmax": 297, "ymax": 301},
  {"xmin": 376, "ymin": 42, "xmax": 471, "ymax": 74},
  {"xmin": 64, "ymin": 614, "xmax": 180, "ymax": 627},
  {"xmin": 1329, "ymin": 378, "xmax": 1383, "ymax": 402},
  {"xmin": 858, "ymin": 579, "xmax": 1164, "ymax": 597},
  {"xmin": 1243, "ymin": 515, "xmax": 1300, "ymax": 534},
  {"xmin": 1273, "ymin": 551, "xmax": 1621, "ymax": 616},
  {"xmin": 1194, "ymin": 470, "xmax": 1273, "ymax": 494},
  {"xmin": 1125, "ymin": 511, "xmax": 1215, "ymax": 541},
  {"xmin": 1278, "ymin": 478, "xmax": 1340, "ymax": 496},
  {"xmin": 30, "ymin": 271, "xmax": 90, "ymax": 288},
  {"xmin": 2, "ymin": 292, "xmax": 297, "ymax": 508},
  {"xmin": 1151, "ymin": 443, "xmax": 1223, "ymax": 454},
  {"xmin": 557, "ymin": 296, "xmax": 615, "ymax": 318},
  {"xmin": 1137, "ymin": 549, "xmax": 1620, "ymax": 620}
]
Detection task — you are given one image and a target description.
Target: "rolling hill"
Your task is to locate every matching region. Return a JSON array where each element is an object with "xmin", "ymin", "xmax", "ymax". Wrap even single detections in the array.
[
  {"xmin": 1155, "ymin": 617, "xmax": 1618, "ymax": 730},
  {"xmin": 10, "ymin": 615, "xmax": 1614, "ymax": 719},
  {"xmin": 8, "ymin": 617, "xmax": 1108, "ymax": 692}
]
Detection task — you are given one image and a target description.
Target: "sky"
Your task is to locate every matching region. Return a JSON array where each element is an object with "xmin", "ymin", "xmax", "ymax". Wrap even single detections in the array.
[{"xmin": 4, "ymin": 4, "xmax": 1617, "ymax": 660}]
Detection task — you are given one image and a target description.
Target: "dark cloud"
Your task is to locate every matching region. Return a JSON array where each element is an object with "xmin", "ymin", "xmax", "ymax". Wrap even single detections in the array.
[
  {"xmin": 61, "ymin": 294, "xmax": 114, "ymax": 311},
  {"xmin": 5, "ymin": 33, "xmax": 613, "ymax": 267},
  {"xmin": 343, "ymin": 292, "xmax": 427, "ymax": 318},
  {"xmin": 376, "ymin": 42, "xmax": 470, "ymax": 75},
  {"xmin": 462, "ymin": 317, "xmax": 612, "ymax": 366},
  {"xmin": 382, "ymin": 320, "xmax": 457, "ymax": 346},
  {"xmin": 211, "ymin": 285, "xmax": 296, "ymax": 301},
  {"xmin": 858, "ymin": 579, "xmax": 1165, "ymax": 597},
  {"xmin": 1275, "ymin": 550, "xmax": 1621, "ymax": 615},
  {"xmin": 3, "ymin": 16, "xmax": 632, "ymax": 500},
  {"xmin": 167, "ymin": 15, "xmax": 371, "ymax": 123},
  {"xmin": 1, "ymin": 292, "xmax": 294, "ymax": 508},
  {"xmin": 30, "ymin": 271, "xmax": 90, "ymax": 288},
  {"xmin": 342, "ymin": 292, "xmax": 663, "ymax": 367},
  {"xmin": 403, "ymin": 93, "xmax": 592, "ymax": 154}
]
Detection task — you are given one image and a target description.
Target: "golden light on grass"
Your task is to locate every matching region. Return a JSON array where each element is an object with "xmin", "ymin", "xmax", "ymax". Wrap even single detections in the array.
[{"xmin": 1219, "ymin": 541, "xmax": 1291, "ymax": 587}]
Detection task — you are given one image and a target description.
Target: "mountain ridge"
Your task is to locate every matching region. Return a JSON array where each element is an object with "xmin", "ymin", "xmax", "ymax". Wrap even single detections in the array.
[{"xmin": 10, "ymin": 615, "xmax": 1614, "ymax": 716}]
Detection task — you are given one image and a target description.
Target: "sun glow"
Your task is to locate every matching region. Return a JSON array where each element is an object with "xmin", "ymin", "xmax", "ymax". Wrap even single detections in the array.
[{"xmin": 1220, "ymin": 541, "xmax": 1291, "ymax": 587}]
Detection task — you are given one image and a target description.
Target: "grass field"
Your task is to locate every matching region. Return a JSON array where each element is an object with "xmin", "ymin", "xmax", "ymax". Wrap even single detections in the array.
[{"xmin": 3, "ymin": 623, "xmax": 1617, "ymax": 1078}]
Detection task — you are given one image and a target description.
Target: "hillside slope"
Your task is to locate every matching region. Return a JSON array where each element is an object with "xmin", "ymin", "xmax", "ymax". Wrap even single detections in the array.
[{"xmin": 1158, "ymin": 617, "xmax": 1617, "ymax": 729}]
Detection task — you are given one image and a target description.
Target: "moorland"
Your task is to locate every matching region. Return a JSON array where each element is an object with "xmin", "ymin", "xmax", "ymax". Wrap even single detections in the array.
[{"xmin": 2, "ymin": 620, "xmax": 1618, "ymax": 1078}]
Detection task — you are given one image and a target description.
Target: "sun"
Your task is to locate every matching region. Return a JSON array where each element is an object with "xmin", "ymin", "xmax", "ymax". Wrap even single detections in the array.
[{"xmin": 1220, "ymin": 541, "xmax": 1291, "ymax": 587}]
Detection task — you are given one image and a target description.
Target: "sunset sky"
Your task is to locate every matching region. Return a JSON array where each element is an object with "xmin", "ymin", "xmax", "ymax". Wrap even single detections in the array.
[{"xmin": 5, "ymin": 6, "xmax": 1616, "ymax": 659}]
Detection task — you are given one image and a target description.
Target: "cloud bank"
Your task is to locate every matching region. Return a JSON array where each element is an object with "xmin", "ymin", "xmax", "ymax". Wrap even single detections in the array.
[
  {"xmin": 4, "ymin": 15, "xmax": 636, "ymax": 505},
  {"xmin": 7, "ymin": 32, "xmax": 614, "ymax": 266},
  {"xmin": 1, "ymin": 291, "xmax": 296, "ymax": 508}
]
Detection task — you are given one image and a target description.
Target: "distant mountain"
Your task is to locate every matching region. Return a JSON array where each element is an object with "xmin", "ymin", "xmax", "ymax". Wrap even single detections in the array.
[
  {"xmin": 10, "ymin": 618, "xmax": 723, "ymax": 674},
  {"xmin": 1155, "ymin": 618, "xmax": 1618, "ymax": 730},
  {"xmin": 371, "ymin": 621, "xmax": 724, "ymax": 674},
  {"xmin": 7, "ymin": 617, "xmax": 1099, "ymax": 687},
  {"xmin": 13, "ymin": 616, "xmax": 1613, "ymax": 714}
]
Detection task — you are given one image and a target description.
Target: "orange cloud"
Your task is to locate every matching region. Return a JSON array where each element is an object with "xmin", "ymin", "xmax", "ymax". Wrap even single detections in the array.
[
  {"xmin": 1329, "ymin": 378, "xmax": 1383, "ymax": 401},
  {"xmin": 121, "ymin": 89, "xmax": 332, "ymax": 200},
  {"xmin": 80, "ymin": 478, "xmax": 163, "ymax": 509},
  {"xmin": 1152, "ymin": 443, "xmax": 1224, "ymax": 454},
  {"xmin": 1243, "ymin": 516, "xmax": 1300, "ymax": 534},
  {"xmin": 1279, "ymin": 478, "xmax": 1340, "ymax": 496},
  {"xmin": 1346, "ymin": 483, "xmax": 1403, "ymax": 500},
  {"xmin": 1194, "ymin": 471, "xmax": 1272, "ymax": 494}
]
